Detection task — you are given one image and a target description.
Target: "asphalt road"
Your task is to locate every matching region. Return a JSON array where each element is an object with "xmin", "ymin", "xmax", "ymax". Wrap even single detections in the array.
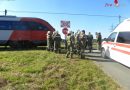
[{"xmin": 86, "ymin": 50, "xmax": 130, "ymax": 90}]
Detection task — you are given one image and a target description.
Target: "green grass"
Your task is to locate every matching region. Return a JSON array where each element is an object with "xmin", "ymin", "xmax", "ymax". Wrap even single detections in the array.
[{"xmin": 0, "ymin": 50, "xmax": 120, "ymax": 90}]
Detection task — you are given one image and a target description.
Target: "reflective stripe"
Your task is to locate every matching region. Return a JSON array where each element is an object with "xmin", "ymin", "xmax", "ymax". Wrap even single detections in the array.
[
  {"xmin": 112, "ymin": 47, "xmax": 130, "ymax": 55},
  {"xmin": 66, "ymin": 36, "xmax": 71, "ymax": 44}
]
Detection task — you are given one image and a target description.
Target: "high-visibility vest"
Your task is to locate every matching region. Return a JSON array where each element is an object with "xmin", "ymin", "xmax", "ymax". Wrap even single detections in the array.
[{"xmin": 66, "ymin": 35, "xmax": 71, "ymax": 45}]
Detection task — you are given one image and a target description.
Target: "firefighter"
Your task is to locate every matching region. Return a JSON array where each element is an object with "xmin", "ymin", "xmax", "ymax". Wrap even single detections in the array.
[
  {"xmin": 64, "ymin": 36, "xmax": 67, "ymax": 50},
  {"xmin": 85, "ymin": 35, "xmax": 88, "ymax": 49},
  {"xmin": 95, "ymin": 32, "xmax": 99, "ymax": 50},
  {"xmin": 75, "ymin": 30, "xmax": 81, "ymax": 55},
  {"xmin": 71, "ymin": 31, "xmax": 76, "ymax": 53},
  {"xmin": 79, "ymin": 30, "xmax": 87, "ymax": 59},
  {"xmin": 97, "ymin": 32, "xmax": 102, "ymax": 51},
  {"xmin": 87, "ymin": 32, "xmax": 93, "ymax": 53},
  {"xmin": 47, "ymin": 31, "xmax": 53, "ymax": 51},
  {"xmin": 53, "ymin": 31, "xmax": 62, "ymax": 53},
  {"xmin": 66, "ymin": 31, "xmax": 75, "ymax": 59},
  {"xmin": 51, "ymin": 31, "xmax": 56, "ymax": 51}
]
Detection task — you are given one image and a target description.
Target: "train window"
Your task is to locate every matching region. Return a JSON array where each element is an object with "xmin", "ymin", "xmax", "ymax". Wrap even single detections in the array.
[
  {"xmin": 28, "ymin": 21, "xmax": 48, "ymax": 30},
  {"xmin": 0, "ymin": 21, "xmax": 49, "ymax": 31},
  {"xmin": 0, "ymin": 21, "xmax": 12, "ymax": 30},
  {"xmin": 117, "ymin": 32, "xmax": 130, "ymax": 44},
  {"xmin": 13, "ymin": 21, "xmax": 28, "ymax": 30}
]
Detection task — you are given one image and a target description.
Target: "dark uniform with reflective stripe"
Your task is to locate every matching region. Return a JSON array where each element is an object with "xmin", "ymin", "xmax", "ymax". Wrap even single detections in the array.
[
  {"xmin": 53, "ymin": 32, "xmax": 61, "ymax": 53},
  {"xmin": 88, "ymin": 33, "xmax": 93, "ymax": 53},
  {"xmin": 80, "ymin": 34, "xmax": 86, "ymax": 53},
  {"xmin": 97, "ymin": 33, "xmax": 102, "ymax": 50}
]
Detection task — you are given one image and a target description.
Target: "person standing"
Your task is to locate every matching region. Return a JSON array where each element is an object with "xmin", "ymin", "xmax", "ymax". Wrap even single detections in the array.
[
  {"xmin": 66, "ymin": 31, "xmax": 75, "ymax": 59},
  {"xmin": 53, "ymin": 31, "xmax": 62, "ymax": 53},
  {"xmin": 87, "ymin": 32, "xmax": 93, "ymax": 53},
  {"xmin": 47, "ymin": 31, "xmax": 52, "ymax": 51},
  {"xmin": 85, "ymin": 35, "xmax": 88, "ymax": 49},
  {"xmin": 75, "ymin": 31, "xmax": 81, "ymax": 55},
  {"xmin": 97, "ymin": 32, "xmax": 102, "ymax": 50},
  {"xmin": 64, "ymin": 37, "xmax": 67, "ymax": 50},
  {"xmin": 79, "ymin": 30, "xmax": 87, "ymax": 59}
]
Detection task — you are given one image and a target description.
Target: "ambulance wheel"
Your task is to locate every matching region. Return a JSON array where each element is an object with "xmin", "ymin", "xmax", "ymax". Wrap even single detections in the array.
[{"xmin": 101, "ymin": 48, "xmax": 107, "ymax": 59}]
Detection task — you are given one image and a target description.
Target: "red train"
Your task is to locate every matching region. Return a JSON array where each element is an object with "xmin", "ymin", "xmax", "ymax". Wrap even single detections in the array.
[{"xmin": 0, "ymin": 16, "xmax": 55, "ymax": 48}]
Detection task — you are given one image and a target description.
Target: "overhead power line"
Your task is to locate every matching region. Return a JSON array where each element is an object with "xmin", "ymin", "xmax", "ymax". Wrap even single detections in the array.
[
  {"xmin": 7, "ymin": 10, "xmax": 120, "ymax": 18},
  {"xmin": 0, "ymin": 9, "xmax": 127, "ymax": 24}
]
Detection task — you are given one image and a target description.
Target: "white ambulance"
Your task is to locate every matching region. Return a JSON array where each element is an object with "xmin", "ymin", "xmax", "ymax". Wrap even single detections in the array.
[{"xmin": 101, "ymin": 18, "xmax": 130, "ymax": 67}]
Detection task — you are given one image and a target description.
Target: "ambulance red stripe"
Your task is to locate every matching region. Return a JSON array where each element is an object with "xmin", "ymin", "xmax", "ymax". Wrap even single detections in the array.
[
  {"xmin": 112, "ymin": 47, "xmax": 130, "ymax": 55},
  {"xmin": 116, "ymin": 43, "xmax": 130, "ymax": 49},
  {"xmin": 102, "ymin": 42, "xmax": 130, "ymax": 49}
]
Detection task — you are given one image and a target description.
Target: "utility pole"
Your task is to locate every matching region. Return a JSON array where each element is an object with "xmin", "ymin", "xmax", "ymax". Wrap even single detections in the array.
[
  {"xmin": 5, "ymin": 9, "xmax": 7, "ymax": 16},
  {"xmin": 109, "ymin": 24, "xmax": 114, "ymax": 32},
  {"xmin": 111, "ymin": 24, "xmax": 114, "ymax": 31},
  {"xmin": 119, "ymin": 15, "xmax": 121, "ymax": 24}
]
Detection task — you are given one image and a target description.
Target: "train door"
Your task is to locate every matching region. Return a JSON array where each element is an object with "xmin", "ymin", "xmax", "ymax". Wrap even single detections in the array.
[
  {"xmin": 28, "ymin": 21, "xmax": 49, "ymax": 45},
  {"xmin": 9, "ymin": 21, "xmax": 31, "ymax": 48},
  {"xmin": 10, "ymin": 21, "xmax": 31, "ymax": 41}
]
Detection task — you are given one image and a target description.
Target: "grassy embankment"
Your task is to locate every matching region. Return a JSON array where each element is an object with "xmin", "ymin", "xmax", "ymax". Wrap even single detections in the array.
[{"xmin": 0, "ymin": 50, "xmax": 120, "ymax": 90}]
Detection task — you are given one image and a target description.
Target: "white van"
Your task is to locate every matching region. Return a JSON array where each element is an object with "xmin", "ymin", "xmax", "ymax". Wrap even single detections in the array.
[{"xmin": 101, "ymin": 18, "xmax": 130, "ymax": 67}]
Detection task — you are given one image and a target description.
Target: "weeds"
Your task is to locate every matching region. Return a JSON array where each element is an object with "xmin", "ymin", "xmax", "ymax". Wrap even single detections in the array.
[{"xmin": 0, "ymin": 50, "xmax": 120, "ymax": 90}]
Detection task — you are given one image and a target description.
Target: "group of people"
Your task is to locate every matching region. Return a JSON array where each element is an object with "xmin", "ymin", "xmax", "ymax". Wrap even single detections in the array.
[
  {"xmin": 46, "ymin": 30, "xmax": 102, "ymax": 59},
  {"xmin": 47, "ymin": 31, "xmax": 62, "ymax": 53},
  {"xmin": 66, "ymin": 30, "xmax": 93, "ymax": 59}
]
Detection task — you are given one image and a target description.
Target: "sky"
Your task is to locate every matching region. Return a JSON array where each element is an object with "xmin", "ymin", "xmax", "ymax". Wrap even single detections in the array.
[{"xmin": 0, "ymin": 0, "xmax": 130, "ymax": 38}]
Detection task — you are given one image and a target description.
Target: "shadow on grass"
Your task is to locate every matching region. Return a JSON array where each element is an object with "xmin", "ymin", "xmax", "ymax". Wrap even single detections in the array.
[
  {"xmin": 79, "ymin": 51, "xmax": 115, "ymax": 63},
  {"xmin": 0, "ymin": 46, "xmax": 66, "ymax": 52},
  {"xmin": 86, "ymin": 58, "xmax": 115, "ymax": 62},
  {"xmin": 0, "ymin": 47, "xmax": 115, "ymax": 63},
  {"xmin": 0, "ymin": 46, "xmax": 47, "ymax": 52}
]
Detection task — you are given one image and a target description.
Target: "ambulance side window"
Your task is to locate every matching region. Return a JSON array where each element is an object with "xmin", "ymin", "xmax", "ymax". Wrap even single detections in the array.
[
  {"xmin": 107, "ymin": 32, "xmax": 117, "ymax": 42},
  {"xmin": 117, "ymin": 32, "xmax": 130, "ymax": 44}
]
